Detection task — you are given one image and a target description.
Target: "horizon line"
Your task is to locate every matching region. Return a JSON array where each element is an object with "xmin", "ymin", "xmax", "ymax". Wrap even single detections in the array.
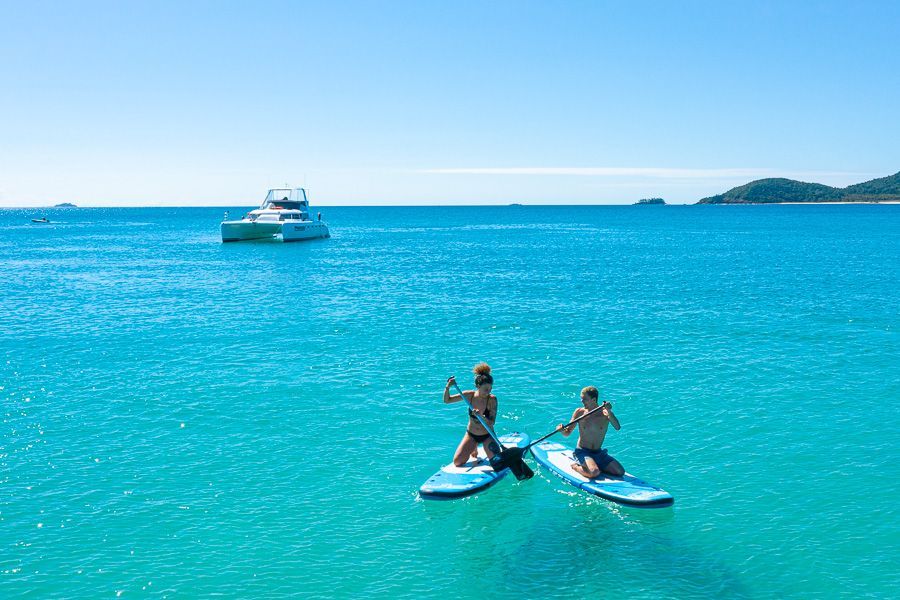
[
  {"xmin": 2, "ymin": 202, "xmax": 697, "ymax": 209},
  {"xmin": 7, "ymin": 202, "xmax": 900, "ymax": 209}
]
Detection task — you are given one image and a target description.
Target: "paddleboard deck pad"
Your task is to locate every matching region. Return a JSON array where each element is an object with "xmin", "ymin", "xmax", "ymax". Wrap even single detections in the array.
[
  {"xmin": 530, "ymin": 441, "xmax": 674, "ymax": 508},
  {"xmin": 419, "ymin": 432, "xmax": 531, "ymax": 500}
]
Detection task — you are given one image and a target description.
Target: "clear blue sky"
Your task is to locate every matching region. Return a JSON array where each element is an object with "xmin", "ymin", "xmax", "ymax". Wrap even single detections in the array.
[{"xmin": 1, "ymin": 1, "xmax": 898, "ymax": 206}]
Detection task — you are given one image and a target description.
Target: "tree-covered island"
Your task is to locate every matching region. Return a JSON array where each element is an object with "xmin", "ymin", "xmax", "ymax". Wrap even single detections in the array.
[{"xmin": 697, "ymin": 171, "xmax": 900, "ymax": 204}]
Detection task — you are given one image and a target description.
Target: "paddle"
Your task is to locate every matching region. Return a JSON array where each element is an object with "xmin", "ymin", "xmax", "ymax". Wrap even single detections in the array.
[
  {"xmin": 491, "ymin": 404, "xmax": 606, "ymax": 471},
  {"xmin": 451, "ymin": 382, "xmax": 534, "ymax": 480}
]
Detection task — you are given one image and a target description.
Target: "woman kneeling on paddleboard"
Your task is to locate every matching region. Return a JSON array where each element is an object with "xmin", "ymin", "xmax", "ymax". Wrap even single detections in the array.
[
  {"xmin": 558, "ymin": 386, "xmax": 625, "ymax": 478},
  {"xmin": 443, "ymin": 363, "xmax": 498, "ymax": 467}
]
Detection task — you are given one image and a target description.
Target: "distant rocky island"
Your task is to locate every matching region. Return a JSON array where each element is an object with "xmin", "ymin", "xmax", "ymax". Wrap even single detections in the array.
[
  {"xmin": 53, "ymin": 202, "xmax": 77, "ymax": 208},
  {"xmin": 634, "ymin": 198, "xmax": 666, "ymax": 205},
  {"xmin": 698, "ymin": 171, "xmax": 900, "ymax": 204}
]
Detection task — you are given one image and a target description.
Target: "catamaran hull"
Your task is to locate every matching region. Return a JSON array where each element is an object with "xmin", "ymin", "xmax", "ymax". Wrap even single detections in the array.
[
  {"xmin": 281, "ymin": 221, "xmax": 330, "ymax": 242},
  {"xmin": 220, "ymin": 220, "xmax": 330, "ymax": 242},
  {"xmin": 220, "ymin": 221, "xmax": 282, "ymax": 242}
]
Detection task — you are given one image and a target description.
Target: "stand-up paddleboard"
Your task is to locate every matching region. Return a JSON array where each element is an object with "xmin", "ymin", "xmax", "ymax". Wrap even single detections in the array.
[
  {"xmin": 419, "ymin": 433, "xmax": 531, "ymax": 500},
  {"xmin": 530, "ymin": 441, "xmax": 674, "ymax": 508}
]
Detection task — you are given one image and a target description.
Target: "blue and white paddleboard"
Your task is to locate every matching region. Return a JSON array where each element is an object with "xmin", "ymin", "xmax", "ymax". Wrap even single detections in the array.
[
  {"xmin": 530, "ymin": 441, "xmax": 674, "ymax": 508},
  {"xmin": 419, "ymin": 432, "xmax": 531, "ymax": 500}
]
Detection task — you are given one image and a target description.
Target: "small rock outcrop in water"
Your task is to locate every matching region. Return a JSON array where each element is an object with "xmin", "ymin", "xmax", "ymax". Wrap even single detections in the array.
[
  {"xmin": 53, "ymin": 202, "xmax": 78, "ymax": 208},
  {"xmin": 697, "ymin": 171, "xmax": 900, "ymax": 204},
  {"xmin": 634, "ymin": 198, "xmax": 666, "ymax": 205}
]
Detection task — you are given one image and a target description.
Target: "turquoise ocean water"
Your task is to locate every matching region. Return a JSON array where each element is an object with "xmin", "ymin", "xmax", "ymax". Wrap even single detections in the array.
[{"xmin": 2, "ymin": 205, "xmax": 898, "ymax": 598}]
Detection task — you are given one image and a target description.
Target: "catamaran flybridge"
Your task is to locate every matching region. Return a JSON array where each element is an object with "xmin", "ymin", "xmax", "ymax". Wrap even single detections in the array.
[{"xmin": 220, "ymin": 187, "xmax": 330, "ymax": 242}]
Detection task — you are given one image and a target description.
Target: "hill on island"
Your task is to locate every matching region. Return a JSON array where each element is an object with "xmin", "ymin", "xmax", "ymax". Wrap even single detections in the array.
[{"xmin": 697, "ymin": 171, "xmax": 900, "ymax": 204}]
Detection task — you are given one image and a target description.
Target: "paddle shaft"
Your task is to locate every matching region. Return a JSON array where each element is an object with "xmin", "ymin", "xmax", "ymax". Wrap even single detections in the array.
[
  {"xmin": 451, "ymin": 382, "xmax": 505, "ymax": 449},
  {"xmin": 524, "ymin": 404, "xmax": 605, "ymax": 450}
]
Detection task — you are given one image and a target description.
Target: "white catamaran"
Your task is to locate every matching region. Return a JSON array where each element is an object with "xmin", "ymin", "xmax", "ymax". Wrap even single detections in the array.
[{"xmin": 221, "ymin": 187, "xmax": 330, "ymax": 243}]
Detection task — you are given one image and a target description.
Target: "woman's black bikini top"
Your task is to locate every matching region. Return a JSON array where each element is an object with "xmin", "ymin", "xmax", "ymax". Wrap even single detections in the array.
[{"xmin": 468, "ymin": 398, "xmax": 494, "ymax": 421}]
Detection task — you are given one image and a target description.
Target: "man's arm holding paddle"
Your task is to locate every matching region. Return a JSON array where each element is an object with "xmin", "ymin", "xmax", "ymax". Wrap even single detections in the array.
[
  {"xmin": 557, "ymin": 408, "xmax": 586, "ymax": 436},
  {"xmin": 601, "ymin": 401, "xmax": 621, "ymax": 430}
]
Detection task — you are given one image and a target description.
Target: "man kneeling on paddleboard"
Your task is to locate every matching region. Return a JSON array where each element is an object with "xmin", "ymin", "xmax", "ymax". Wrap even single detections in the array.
[{"xmin": 557, "ymin": 386, "xmax": 625, "ymax": 478}]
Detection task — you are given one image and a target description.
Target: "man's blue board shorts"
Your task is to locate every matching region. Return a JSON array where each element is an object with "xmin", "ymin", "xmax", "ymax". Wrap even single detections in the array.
[{"xmin": 573, "ymin": 447, "xmax": 616, "ymax": 470}]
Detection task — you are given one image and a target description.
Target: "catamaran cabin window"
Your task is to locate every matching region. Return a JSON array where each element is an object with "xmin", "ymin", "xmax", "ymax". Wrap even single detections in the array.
[{"xmin": 266, "ymin": 201, "xmax": 306, "ymax": 211}]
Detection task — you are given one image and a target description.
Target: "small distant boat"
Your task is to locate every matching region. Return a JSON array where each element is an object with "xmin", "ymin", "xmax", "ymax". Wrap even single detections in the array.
[
  {"xmin": 220, "ymin": 187, "xmax": 330, "ymax": 243},
  {"xmin": 31, "ymin": 217, "xmax": 51, "ymax": 224}
]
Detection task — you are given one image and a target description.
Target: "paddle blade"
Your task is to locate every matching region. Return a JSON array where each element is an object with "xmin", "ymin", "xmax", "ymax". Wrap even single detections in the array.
[
  {"xmin": 491, "ymin": 446, "xmax": 534, "ymax": 480},
  {"xmin": 501, "ymin": 446, "xmax": 526, "ymax": 464},
  {"xmin": 489, "ymin": 446, "xmax": 526, "ymax": 472},
  {"xmin": 509, "ymin": 458, "xmax": 535, "ymax": 481}
]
